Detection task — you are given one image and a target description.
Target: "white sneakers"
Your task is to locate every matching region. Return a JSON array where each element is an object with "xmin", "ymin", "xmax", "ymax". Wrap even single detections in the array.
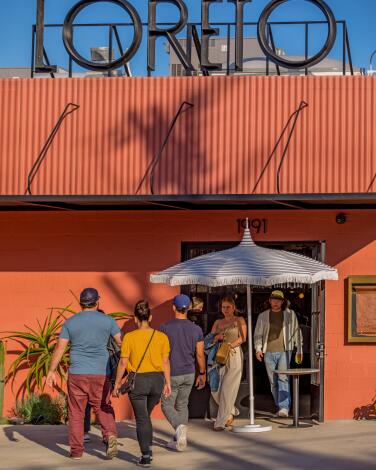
[
  {"xmin": 176, "ymin": 424, "xmax": 188, "ymax": 451},
  {"xmin": 277, "ymin": 409, "xmax": 289, "ymax": 418},
  {"xmin": 166, "ymin": 424, "xmax": 187, "ymax": 452}
]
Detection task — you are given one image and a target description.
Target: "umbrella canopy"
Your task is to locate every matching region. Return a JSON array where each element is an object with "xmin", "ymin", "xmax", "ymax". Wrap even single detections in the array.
[{"xmin": 150, "ymin": 228, "xmax": 338, "ymax": 286}]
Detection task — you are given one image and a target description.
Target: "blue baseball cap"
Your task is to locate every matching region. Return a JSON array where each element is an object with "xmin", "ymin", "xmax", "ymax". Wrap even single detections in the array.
[
  {"xmin": 173, "ymin": 294, "xmax": 191, "ymax": 310},
  {"xmin": 80, "ymin": 287, "xmax": 100, "ymax": 306}
]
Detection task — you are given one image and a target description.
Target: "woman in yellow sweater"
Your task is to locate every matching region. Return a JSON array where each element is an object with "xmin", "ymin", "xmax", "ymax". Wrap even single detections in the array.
[{"xmin": 113, "ymin": 300, "xmax": 171, "ymax": 467}]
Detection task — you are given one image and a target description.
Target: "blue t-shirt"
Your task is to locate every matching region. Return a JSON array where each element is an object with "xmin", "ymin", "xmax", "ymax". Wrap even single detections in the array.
[
  {"xmin": 60, "ymin": 311, "xmax": 121, "ymax": 375},
  {"xmin": 160, "ymin": 319, "xmax": 204, "ymax": 377}
]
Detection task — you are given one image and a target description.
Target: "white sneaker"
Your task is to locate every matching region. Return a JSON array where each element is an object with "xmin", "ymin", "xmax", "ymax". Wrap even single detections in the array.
[
  {"xmin": 83, "ymin": 433, "xmax": 91, "ymax": 443},
  {"xmin": 277, "ymin": 409, "xmax": 289, "ymax": 418},
  {"xmin": 175, "ymin": 424, "xmax": 187, "ymax": 451},
  {"xmin": 166, "ymin": 440, "xmax": 178, "ymax": 450}
]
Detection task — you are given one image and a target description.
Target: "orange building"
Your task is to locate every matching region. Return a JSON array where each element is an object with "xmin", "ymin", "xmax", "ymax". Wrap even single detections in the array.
[{"xmin": 0, "ymin": 76, "xmax": 375, "ymax": 421}]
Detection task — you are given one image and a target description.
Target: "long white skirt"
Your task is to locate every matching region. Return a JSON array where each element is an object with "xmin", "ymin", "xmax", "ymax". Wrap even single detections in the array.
[{"xmin": 211, "ymin": 347, "xmax": 243, "ymax": 428}]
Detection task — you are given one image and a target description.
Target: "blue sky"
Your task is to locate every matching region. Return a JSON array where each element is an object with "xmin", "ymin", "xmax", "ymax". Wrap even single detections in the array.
[{"xmin": 0, "ymin": 0, "xmax": 375, "ymax": 75}]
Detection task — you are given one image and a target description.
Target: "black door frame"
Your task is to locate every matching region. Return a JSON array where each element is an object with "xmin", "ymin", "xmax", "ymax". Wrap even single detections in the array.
[{"xmin": 182, "ymin": 239, "xmax": 327, "ymax": 421}]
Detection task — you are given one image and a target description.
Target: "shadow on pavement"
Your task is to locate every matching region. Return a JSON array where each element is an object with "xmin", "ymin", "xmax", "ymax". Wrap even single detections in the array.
[
  {"xmin": 2, "ymin": 424, "xmax": 135, "ymax": 462},
  {"xmin": 2, "ymin": 420, "xmax": 375, "ymax": 469}
]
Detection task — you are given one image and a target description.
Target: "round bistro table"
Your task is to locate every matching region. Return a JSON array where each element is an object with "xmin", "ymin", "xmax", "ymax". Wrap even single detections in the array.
[{"xmin": 275, "ymin": 368, "xmax": 319, "ymax": 428}]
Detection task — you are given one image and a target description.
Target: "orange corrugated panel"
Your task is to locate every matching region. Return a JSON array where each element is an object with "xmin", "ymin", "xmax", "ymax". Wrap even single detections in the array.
[{"xmin": 0, "ymin": 76, "xmax": 375, "ymax": 196}]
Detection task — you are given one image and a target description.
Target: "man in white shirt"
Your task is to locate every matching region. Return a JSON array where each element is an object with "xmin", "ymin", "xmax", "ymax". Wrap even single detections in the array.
[{"xmin": 254, "ymin": 290, "xmax": 303, "ymax": 417}]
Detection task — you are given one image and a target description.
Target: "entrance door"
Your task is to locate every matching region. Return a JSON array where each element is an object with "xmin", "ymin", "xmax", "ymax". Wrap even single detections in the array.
[
  {"xmin": 182, "ymin": 240, "xmax": 325, "ymax": 419},
  {"xmin": 310, "ymin": 244, "xmax": 327, "ymax": 422}
]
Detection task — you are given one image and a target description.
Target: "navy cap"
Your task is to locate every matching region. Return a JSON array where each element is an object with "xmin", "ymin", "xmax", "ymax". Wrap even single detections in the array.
[
  {"xmin": 173, "ymin": 294, "xmax": 191, "ymax": 310},
  {"xmin": 80, "ymin": 287, "xmax": 100, "ymax": 306}
]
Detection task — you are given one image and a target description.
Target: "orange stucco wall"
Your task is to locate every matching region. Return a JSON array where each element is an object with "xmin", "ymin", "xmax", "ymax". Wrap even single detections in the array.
[{"xmin": 1, "ymin": 209, "xmax": 375, "ymax": 420}]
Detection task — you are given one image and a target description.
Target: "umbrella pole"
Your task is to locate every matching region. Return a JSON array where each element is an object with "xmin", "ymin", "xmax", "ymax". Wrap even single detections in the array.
[
  {"xmin": 247, "ymin": 285, "xmax": 255, "ymax": 425},
  {"xmin": 232, "ymin": 285, "xmax": 272, "ymax": 433}
]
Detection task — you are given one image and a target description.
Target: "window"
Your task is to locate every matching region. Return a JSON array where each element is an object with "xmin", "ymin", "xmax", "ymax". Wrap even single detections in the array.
[{"xmin": 347, "ymin": 276, "xmax": 376, "ymax": 342}]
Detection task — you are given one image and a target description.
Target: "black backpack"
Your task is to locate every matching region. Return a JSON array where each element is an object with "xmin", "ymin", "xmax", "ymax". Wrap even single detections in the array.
[{"xmin": 107, "ymin": 336, "xmax": 125, "ymax": 385}]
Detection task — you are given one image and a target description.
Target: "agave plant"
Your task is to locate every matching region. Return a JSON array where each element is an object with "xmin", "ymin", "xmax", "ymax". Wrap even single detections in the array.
[
  {"xmin": 2, "ymin": 301, "xmax": 131, "ymax": 396},
  {"xmin": 3, "ymin": 310, "xmax": 69, "ymax": 394}
]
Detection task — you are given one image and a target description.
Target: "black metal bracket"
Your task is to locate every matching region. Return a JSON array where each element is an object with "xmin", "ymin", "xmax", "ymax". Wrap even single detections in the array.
[
  {"xmin": 135, "ymin": 101, "xmax": 194, "ymax": 195},
  {"xmin": 367, "ymin": 174, "xmax": 376, "ymax": 193},
  {"xmin": 25, "ymin": 103, "xmax": 80, "ymax": 195},
  {"xmin": 252, "ymin": 101, "xmax": 308, "ymax": 194}
]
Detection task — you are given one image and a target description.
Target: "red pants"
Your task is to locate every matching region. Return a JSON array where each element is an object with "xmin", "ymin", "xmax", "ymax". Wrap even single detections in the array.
[{"xmin": 67, "ymin": 374, "xmax": 117, "ymax": 457}]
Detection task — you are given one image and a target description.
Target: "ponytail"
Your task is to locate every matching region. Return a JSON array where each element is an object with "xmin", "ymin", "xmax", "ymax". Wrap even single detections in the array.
[{"xmin": 134, "ymin": 300, "xmax": 151, "ymax": 322}]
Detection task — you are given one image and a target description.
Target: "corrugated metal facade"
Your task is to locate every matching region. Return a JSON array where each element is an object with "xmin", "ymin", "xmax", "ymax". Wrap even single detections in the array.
[{"xmin": 0, "ymin": 76, "xmax": 375, "ymax": 196}]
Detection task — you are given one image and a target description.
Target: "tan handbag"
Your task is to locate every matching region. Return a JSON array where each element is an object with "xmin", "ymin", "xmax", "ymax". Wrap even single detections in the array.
[{"xmin": 215, "ymin": 341, "xmax": 231, "ymax": 365}]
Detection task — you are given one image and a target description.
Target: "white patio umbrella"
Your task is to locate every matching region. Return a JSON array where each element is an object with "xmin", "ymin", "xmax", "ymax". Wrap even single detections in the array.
[{"xmin": 150, "ymin": 220, "xmax": 338, "ymax": 432}]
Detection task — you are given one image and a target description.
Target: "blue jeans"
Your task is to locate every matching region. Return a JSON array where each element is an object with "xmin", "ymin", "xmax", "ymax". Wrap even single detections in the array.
[{"xmin": 264, "ymin": 351, "xmax": 292, "ymax": 411}]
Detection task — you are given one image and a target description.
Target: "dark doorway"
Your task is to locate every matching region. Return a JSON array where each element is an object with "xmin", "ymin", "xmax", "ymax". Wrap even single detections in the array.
[{"xmin": 183, "ymin": 240, "xmax": 325, "ymax": 421}]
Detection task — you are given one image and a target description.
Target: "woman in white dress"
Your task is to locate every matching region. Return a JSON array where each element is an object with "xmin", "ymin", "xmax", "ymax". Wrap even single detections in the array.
[{"xmin": 211, "ymin": 297, "xmax": 247, "ymax": 431}]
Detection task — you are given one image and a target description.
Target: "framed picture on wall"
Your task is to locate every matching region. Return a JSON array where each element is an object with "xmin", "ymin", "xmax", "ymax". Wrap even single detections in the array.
[{"xmin": 347, "ymin": 276, "xmax": 376, "ymax": 343}]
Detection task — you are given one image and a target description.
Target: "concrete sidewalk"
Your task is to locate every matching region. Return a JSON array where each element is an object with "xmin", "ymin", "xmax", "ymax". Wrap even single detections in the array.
[{"xmin": 0, "ymin": 418, "xmax": 375, "ymax": 470}]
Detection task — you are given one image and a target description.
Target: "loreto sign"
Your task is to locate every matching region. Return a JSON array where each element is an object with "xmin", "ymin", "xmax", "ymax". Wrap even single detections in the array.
[{"xmin": 35, "ymin": 0, "xmax": 337, "ymax": 74}]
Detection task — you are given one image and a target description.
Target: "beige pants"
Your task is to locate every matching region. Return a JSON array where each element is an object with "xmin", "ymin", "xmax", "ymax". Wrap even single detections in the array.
[{"xmin": 211, "ymin": 347, "xmax": 243, "ymax": 428}]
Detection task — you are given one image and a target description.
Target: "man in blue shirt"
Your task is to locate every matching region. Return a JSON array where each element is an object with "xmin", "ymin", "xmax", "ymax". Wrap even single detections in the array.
[
  {"xmin": 160, "ymin": 294, "xmax": 206, "ymax": 452},
  {"xmin": 46, "ymin": 288, "xmax": 122, "ymax": 460}
]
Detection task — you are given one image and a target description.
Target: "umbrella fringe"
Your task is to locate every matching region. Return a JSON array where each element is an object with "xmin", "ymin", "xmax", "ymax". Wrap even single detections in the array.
[{"xmin": 150, "ymin": 271, "xmax": 338, "ymax": 287}]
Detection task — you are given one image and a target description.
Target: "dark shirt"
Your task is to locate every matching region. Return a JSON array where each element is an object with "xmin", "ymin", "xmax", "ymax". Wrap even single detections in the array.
[
  {"xmin": 266, "ymin": 310, "xmax": 284, "ymax": 353},
  {"xmin": 160, "ymin": 318, "xmax": 204, "ymax": 377}
]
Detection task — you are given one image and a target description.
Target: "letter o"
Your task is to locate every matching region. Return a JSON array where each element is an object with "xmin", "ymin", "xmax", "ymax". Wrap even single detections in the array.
[
  {"xmin": 257, "ymin": 0, "xmax": 337, "ymax": 69},
  {"xmin": 63, "ymin": 0, "xmax": 142, "ymax": 71}
]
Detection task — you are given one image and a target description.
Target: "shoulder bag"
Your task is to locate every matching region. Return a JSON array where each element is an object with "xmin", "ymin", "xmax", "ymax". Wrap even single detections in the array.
[
  {"xmin": 215, "ymin": 341, "xmax": 231, "ymax": 365},
  {"xmin": 215, "ymin": 325, "xmax": 231, "ymax": 365}
]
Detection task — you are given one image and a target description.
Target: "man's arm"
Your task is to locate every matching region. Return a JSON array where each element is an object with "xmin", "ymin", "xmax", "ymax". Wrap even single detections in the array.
[
  {"xmin": 254, "ymin": 313, "xmax": 265, "ymax": 361},
  {"xmin": 113, "ymin": 332, "xmax": 122, "ymax": 348},
  {"xmin": 162, "ymin": 355, "xmax": 172, "ymax": 398},
  {"xmin": 110, "ymin": 318, "xmax": 122, "ymax": 347},
  {"xmin": 46, "ymin": 338, "xmax": 69, "ymax": 388},
  {"xmin": 113, "ymin": 357, "xmax": 129, "ymax": 397},
  {"xmin": 292, "ymin": 311, "xmax": 303, "ymax": 359},
  {"xmin": 195, "ymin": 341, "xmax": 206, "ymax": 389}
]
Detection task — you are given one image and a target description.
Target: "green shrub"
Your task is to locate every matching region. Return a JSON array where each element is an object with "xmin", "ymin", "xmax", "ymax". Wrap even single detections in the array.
[{"xmin": 15, "ymin": 393, "xmax": 67, "ymax": 425}]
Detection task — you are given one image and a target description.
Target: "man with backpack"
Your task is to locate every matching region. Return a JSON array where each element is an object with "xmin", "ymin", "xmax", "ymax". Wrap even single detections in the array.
[
  {"xmin": 160, "ymin": 294, "xmax": 206, "ymax": 452},
  {"xmin": 46, "ymin": 288, "xmax": 122, "ymax": 460},
  {"xmin": 83, "ymin": 309, "xmax": 121, "ymax": 443}
]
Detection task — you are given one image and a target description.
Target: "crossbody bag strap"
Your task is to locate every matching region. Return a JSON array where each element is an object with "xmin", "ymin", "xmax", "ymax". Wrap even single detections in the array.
[{"xmin": 134, "ymin": 329, "xmax": 156, "ymax": 374}]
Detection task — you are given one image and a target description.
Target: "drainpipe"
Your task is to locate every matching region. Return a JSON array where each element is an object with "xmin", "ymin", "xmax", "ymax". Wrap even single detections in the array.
[{"xmin": 0, "ymin": 341, "xmax": 5, "ymax": 421}]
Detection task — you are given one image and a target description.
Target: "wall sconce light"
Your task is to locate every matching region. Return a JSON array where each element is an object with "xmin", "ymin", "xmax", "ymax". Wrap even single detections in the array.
[{"xmin": 336, "ymin": 213, "xmax": 347, "ymax": 224}]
